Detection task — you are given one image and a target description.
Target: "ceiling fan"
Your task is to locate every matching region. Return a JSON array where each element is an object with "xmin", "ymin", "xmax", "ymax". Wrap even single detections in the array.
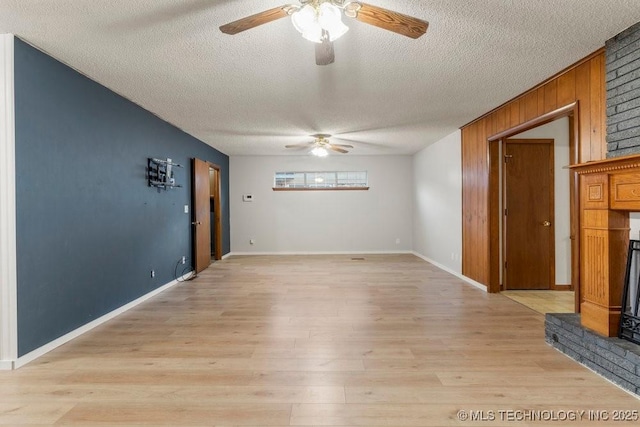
[
  {"xmin": 219, "ymin": 0, "xmax": 428, "ymax": 65},
  {"xmin": 285, "ymin": 134, "xmax": 354, "ymax": 156}
]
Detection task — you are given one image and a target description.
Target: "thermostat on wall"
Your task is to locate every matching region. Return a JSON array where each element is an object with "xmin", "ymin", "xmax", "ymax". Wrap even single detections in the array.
[{"xmin": 243, "ymin": 194, "xmax": 253, "ymax": 202}]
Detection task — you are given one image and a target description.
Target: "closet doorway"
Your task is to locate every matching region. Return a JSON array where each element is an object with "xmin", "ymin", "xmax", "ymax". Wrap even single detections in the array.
[{"xmin": 192, "ymin": 158, "xmax": 222, "ymax": 274}]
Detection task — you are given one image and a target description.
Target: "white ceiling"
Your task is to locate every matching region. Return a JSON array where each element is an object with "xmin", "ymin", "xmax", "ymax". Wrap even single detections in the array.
[{"xmin": 1, "ymin": 1, "xmax": 640, "ymax": 156}]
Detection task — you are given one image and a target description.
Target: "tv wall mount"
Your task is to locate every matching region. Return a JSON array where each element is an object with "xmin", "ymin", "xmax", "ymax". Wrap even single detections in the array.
[{"xmin": 147, "ymin": 157, "xmax": 183, "ymax": 190}]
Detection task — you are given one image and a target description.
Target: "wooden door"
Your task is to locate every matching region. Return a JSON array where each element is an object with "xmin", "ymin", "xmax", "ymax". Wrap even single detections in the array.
[
  {"xmin": 192, "ymin": 158, "xmax": 211, "ymax": 274},
  {"xmin": 503, "ymin": 139, "xmax": 555, "ymax": 290},
  {"xmin": 209, "ymin": 166, "xmax": 222, "ymax": 261}
]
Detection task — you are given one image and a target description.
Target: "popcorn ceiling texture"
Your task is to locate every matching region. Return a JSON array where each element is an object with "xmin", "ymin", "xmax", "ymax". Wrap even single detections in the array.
[{"xmin": 1, "ymin": 0, "xmax": 640, "ymax": 155}]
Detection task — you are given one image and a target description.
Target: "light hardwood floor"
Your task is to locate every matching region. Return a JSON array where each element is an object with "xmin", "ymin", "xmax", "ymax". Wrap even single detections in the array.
[
  {"xmin": 501, "ymin": 290, "xmax": 575, "ymax": 314},
  {"xmin": 1, "ymin": 254, "xmax": 638, "ymax": 426}
]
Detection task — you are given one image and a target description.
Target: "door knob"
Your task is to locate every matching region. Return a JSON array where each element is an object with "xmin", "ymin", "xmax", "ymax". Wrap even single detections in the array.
[
  {"xmin": 543, "ymin": 220, "xmax": 551, "ymax": 227},
  {"xmin": 192, "ymin": 221, "xmax": 201, "ymax": 226}
]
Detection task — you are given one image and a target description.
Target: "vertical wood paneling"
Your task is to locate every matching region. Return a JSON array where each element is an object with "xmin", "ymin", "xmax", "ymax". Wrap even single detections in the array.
[
  {"xmin": 557, "ymin": 69, "xmax": 576, "ymax": 106},
  {"xmin": 470, "ymin": 121, "xmax": 479, "ymax": 284},
  {"xmin": 536, "ymin": 87, "xmax": 545, "ymax": 116},
  {"xmin": 461, "ymin": 126, "xmax": 470, "ymax": 275},
  {"xmin": 496, "ymin": 108, "xmax": 506, "ymax": 133},
  {"xmin": 488, "ymin": 139, "xmax": 501, "ymax": 292},
  {"xmin": 590, "ymin": 55, "xmax": 605, "ymax": 161},
  {"xmin": 599, "ymin": 55, "xmax": 607, "ymax": 160},
  {"xmin": 508, "ymin": 100, "xmax": 520, "ymax": 128},
  {"xmin": 486, "ymin": 112, "xmax": 497, "ymax": 137},
  {"xmin": 575, "ymin": 61, "xmax": 592, "ymax": 163},
  {"xmin": 544, "ymin": 80, "xmax": 557, "ymax": 113},
  {"xmin": 461, "ymin": 50, "xmax": 607, "ymax": 287},
  {"xmin": 461, "ymin": 125, "xmax": 473, "ymax": 278},
  {"xmin": 476, "ymin": 119, "xmax": 490, "ymax": 285},
  {"xmin": 467, "ymin": 124, "xmax": 476, "ymax": 281},
  {"xmin": 522, "ymin": 90, "xmax": 538, "ymax": 122}
]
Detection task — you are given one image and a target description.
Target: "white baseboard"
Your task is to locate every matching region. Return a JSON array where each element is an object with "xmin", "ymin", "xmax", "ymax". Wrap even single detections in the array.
[
  {"xmin": 221, "ymin": 252, "xmax": 233, "ymax": 260},
  {"xmin": 13, "ymin": 271, "xmax": 192, "ymax": 369},
  {"xmin": 226, "ymin": 250, "xmax": 414, "ymax": 256},
  {"xmin": 0, "ymin": 360, "xmax": 13, "ymax": 370},
  {"xmin": 412, "ymin": 251, "xmax": 487, "ymax": 292}
]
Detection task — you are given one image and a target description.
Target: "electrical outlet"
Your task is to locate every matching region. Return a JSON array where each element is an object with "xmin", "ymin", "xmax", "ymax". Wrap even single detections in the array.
[
  {"xmin": 151, "ymin": 270, "xmax": 155, "ymax": 278},
  {"xmin": 181, "ymin": 256, "xmax": 186, "ymax": 264},
  {"xmin": 395, "ymin": 238, "xmax": 400, "ymax": 245}
]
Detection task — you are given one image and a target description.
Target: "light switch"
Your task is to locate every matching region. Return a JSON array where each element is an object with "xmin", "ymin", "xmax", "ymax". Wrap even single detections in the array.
[{"xmin": 184, "ymin": 205, "xmax": 189, "ymax": 213}]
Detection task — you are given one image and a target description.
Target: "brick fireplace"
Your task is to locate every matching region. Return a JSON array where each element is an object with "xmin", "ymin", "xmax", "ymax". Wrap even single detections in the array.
[
  {"xmin": 606, "ymin": 21, "xmax": 640, "ymax": 157},
  {"xmin": 545, "ymin": 21, "xmax": 640, "ymax": 396}
]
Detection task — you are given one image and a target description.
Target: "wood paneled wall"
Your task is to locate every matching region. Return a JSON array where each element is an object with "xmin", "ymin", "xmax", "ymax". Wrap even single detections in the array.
[{"xmin": 461, "ymin": 49, "xmax": 607, "ymax": 287}]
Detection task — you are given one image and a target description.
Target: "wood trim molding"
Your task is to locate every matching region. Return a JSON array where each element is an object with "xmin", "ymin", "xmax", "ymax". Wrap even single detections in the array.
[
  {"xmin": 488, "ymin": 103, "xmax": 577, "ymax": 142},
  {"xmin": 0, "ymin": 34, "xmax": 17, "ymax": 367},
  {"xmin": 570, "ymin": 153, "xmax": 640, "ymax": 175},
  {"xmin": 487, "ymin": 103, "xmax": 580, "ymax": 296}
]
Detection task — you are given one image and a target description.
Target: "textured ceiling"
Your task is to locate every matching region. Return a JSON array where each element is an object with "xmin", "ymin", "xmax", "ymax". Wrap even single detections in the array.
[{"xmin": 1, "ymin": 1, "xmax": 640, "ymax": 156}]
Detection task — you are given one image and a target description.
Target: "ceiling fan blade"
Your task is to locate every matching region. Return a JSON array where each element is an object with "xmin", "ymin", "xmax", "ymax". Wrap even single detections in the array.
[
  {"xmin": 220, "ymin": 6, "xmax": 289, "ymax": 35},
  {"xmin": 316, "ymin": 31, "xmax": 335, "ymax": 66},
  {"xmin": 354, "ymin": 3, "xmax": 428, "ymax": 39},
  {"xmin": 330, "ymin": 143, "xmax": 354, "ymax": 149},
  {"xmin": 328, "ymin": 145, "xmax": 349, "ymax": 154}
]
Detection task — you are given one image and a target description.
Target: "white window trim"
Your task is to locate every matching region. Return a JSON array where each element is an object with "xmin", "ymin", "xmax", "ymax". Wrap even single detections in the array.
[{"xmin": 0, "ymin": 34, "xmax": 17, "ymax": 369}]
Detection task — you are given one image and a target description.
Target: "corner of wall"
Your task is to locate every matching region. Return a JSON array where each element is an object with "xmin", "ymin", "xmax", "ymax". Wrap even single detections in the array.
[
  {"xmin": 411, "ymin": 130, "xmax": 463, "ymax": 273},
  {"xmin": 0, "ymin": 33, "xmax": 18, "ymax": 366}
]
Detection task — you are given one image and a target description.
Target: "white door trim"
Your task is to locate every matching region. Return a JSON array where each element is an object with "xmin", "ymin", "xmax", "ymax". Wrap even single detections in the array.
[{"xmin": 0, "ymin": 34, "xmax": 17, "ymax": 369}]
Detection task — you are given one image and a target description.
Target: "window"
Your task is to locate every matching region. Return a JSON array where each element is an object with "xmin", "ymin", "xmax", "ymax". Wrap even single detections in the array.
[{"xmin": 273, "ymin": 171, "xmax": 368, "ymax": 190}]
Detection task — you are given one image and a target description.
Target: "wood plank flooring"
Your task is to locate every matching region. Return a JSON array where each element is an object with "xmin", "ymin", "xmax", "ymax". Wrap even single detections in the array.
[
  {"xmin": 1, "ymin": 254, "xmax": 638, "ymax": 426},
  {"xmin": 501, "ymin": 290, "xmax": 575, "ymax": 314}
]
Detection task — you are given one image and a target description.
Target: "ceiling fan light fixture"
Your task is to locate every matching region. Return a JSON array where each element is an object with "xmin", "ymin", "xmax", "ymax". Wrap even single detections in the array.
[
  {"xmin": 302, "ymin": 25, "xmax": 324, "ymax": 43},
  {"xmin": 318, "ymin": 3, "xmax": 349, "ymax": 41},
  {"xmin": 292, "ymin": 5, "xmax": 322, "ymax": 42},
  {"xmin": 311, "ymin": 146, "xmax": 329, "ymax": 157},
  {"xmin": 291, "ymin": 2, "xmax": 349, "ymax": 43}
]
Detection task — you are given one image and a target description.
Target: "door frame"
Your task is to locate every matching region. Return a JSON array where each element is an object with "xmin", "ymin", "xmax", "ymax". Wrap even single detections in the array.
[
  {"xmin": 502, "ymin": 138, "xmax": 555, "ymax": 290},
  {"xmin": 488, "ymin": 102, "xmax": 580, "ymax": 310},
  {"xmin": 191, "ymin": 159, "xmax": 222, "ymax": 274},
  {"xmin": 209, "ymin": 164, "xmax": 222, "ymax": 262}
]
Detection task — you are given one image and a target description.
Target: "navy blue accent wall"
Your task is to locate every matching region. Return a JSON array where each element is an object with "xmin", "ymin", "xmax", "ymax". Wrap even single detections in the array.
[{"xmin": 13, "ymin": 38, "xmax": 230, "ymax": 356}]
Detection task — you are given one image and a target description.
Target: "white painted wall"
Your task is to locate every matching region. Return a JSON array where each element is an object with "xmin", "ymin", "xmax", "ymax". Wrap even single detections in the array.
[
  {"xmin": 412, "ymin": 130, "xmax": 462, "ymax": 273},
  {"xmin": 0, "ymin": 34, "xmax": 17, "ymax": 369},
  {"xmin": 230, "ymin": 155, "xmax": 413, "ymax": 253},
  {"xmin": 512, "ymin": 117, "xmax": 571, "ymax": 285}
]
